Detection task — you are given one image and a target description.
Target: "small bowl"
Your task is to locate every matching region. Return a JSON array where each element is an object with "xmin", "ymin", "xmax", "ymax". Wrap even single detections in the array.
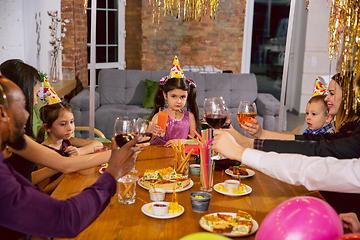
[
  {"xmin": 190, "ymin": 164, "xmax": 201, "ymax": 175},
  {"xmin": 190, "ymin": 191, "xmax": 212, "ymax": 212},
  {"xmin": 152, "ymin": 202, "xmax": 169, "ymax": 216},
  {"xmin": 149, "ymin": 188, "xmax": 166, "ymax": 202},
  {"xmin": 224, "ymin": 179, "xmax": 240, "ymax": 191}
]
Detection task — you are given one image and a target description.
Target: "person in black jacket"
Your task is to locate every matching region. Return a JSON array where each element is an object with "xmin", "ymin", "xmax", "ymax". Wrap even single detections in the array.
[{"xmin": 227, "ymin": 71, "xmax": 360, "ymax": 159}]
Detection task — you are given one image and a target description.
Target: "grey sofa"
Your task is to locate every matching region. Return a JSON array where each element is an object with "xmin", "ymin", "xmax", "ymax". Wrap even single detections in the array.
[{"xmin": 70, "ymin": 69, "xmax": 286, "ymax": 139}]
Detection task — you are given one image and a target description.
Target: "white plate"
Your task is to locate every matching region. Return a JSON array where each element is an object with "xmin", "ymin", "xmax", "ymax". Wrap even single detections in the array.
[
  {"xmin": 199, "ymin": 212, "xmax": 258, "ymax": 237},
  {"xmin": 213, "ymin": 183, "xmax": 252, "ymax": 196},
  {"xmin": 138, "ymin": 178, "xmax": 194, "ymax": 193},
  {"xmin": 225, "ymin": 168, "xmax": 255, "ymax": 179},
  {"xmin": 141, "ymin": 203, "xmax": 184, "ymax": 219}
]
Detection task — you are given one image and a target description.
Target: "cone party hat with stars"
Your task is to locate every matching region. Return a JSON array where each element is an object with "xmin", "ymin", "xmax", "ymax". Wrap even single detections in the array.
[
  {"xmin": 168, "ymin": 55, "xmax": 185, "ymax": 79},
  {"xmin": 43, "ymin": 78, "xmax": 61, "ymax": 106}
]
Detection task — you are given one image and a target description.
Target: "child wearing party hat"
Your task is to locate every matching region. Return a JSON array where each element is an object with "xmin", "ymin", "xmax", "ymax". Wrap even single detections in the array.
[
  {"xmin": 35, "ymin": 83, "xmax": 103, "ymax": 194},
  {"xmin": 148, "ymin": 56, "xmax": 200, "ymax": 146},
  {"xmin": 302, "ymin": 77, "xmax": 335, "ymax": 134}
]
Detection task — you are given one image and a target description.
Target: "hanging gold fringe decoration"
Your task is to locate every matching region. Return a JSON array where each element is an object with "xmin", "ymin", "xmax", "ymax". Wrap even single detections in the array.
[
  {"xmin": 83, "ymin": 0, "xmax": 88, "ymax": 14},
  {"xmin": 328, "ymin": 0, "xmax": 360, "ymax": 114},
  {"xmin": 150, "ymin": 0, "xmax": 220, "ymax": 23}
]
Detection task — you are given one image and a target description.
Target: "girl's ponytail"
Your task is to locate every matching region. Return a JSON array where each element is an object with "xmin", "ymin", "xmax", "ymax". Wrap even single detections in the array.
[
  {"xmin": 186, "ymin": 84, "xmax": 201, "ymax": 133},
  {"xmin": 36, "ymin": 126, "xmax": 46, "ymax": 143}
]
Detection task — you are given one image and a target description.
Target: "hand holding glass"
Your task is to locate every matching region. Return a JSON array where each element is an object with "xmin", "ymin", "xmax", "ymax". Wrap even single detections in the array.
[{"xmin": 237, "ymin": 101, "xmax": 257, "ymax": 136}]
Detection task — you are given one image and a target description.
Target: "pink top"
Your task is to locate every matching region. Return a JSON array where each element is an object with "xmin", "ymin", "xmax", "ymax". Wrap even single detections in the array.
[{"xmin": 151, "ymin": 110, "xmax": 190, "ymax": 145}]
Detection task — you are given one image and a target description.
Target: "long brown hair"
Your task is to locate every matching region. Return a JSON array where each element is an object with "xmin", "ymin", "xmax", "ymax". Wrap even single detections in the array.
[
  {"xmin": 332, "ymin": 72, "xmax": 360, "ymax": 132},
  {"xmin": 147, "ymin": 78, "xmax": 200, "ymax": 133}
]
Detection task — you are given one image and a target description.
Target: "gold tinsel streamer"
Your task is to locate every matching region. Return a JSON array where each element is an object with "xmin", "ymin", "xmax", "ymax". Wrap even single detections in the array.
[
  {"xmin": 83, "ymin": 0, "xmax": 88, "ymax": 14},
  {"xmin": 150, "ymin": 0, "xmax": 219, "ymax": 23},
  {"xmin": 328, "ymin": 0, "xmax": 360, "ymax": 114}
]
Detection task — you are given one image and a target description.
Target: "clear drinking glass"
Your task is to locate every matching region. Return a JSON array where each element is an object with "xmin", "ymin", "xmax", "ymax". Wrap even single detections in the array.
[
  {"xmin": 237, "ymin": 101, "xmax": 257, "ymax": 136},
  {"xmin": 134, "ymin": 118, "xmax": 155, "ymax": 144},
  {"xmin": 113, "ymin": 117, "xmax": 136, "ymax": 174}
]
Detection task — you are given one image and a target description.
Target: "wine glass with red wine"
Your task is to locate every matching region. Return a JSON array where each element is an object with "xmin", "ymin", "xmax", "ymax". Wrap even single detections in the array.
[
  {"xmin": 237, "ymin": 101, "xmax": 257, "ymax": 136},
  {"xmin": 203, "ymin": 97, "xmax": 229, "ymax": 158},
  {"xmin": 203, "ymin": 97, "xmax": 229, "ymax": 129},
  {"xmin": 114, "ymin": 117, "xmax": 137, "ymax": 174},
  {"xmin": 134, "ymin": 119, "xmax": 155, "ymax": 144},
  {"xmin": 222, "ymin": 108, "xmax": 232, "ymax": 129}
]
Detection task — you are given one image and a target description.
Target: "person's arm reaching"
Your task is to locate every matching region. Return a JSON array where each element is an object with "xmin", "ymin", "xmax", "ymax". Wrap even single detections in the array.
[
  {"xmin": 8, "ymin": 135, "xmax": 111, "ymax": 174},
  {"xmin": 240, "ymin": 118, "xmax": 295, "ymax": 140},
  {"xmin": 0, "ymin": 137, "xmax": 143, "ymax": 238},
  {"xmin": 212, "ymin": 130, "xmax": 360, "ymax": 193}
]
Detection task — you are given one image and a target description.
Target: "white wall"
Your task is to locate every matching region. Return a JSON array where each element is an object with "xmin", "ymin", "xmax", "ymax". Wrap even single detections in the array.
[
  {"xmin": 0, "ymin": 0, "xmax": 60, "ymax": 76},
  {"xmin": 300, "ymin": 0, "xmax": 337, "ymax": 113},
  {"xmin": 285, "ymin": 0, "xmax": 307, "ymax": 113},
  {"xmin": 0, "ymin": 0, "xmax": 25, "ymax": 62}
]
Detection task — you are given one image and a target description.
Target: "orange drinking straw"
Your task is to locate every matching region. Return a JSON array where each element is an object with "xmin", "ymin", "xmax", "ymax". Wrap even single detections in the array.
[
  {"xmin": 188, "ymin": 135, "xmax": 201, "ymax": 145},
  {"xmin": 191, "ymin": 128, "xmax": 203, "ymax": 144}
]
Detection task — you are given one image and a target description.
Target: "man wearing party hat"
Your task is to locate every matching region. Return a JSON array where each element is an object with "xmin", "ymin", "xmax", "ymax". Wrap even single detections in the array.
[{"xmin": 148, "ymin": 55, "xmax": 201, "ymax": 146}]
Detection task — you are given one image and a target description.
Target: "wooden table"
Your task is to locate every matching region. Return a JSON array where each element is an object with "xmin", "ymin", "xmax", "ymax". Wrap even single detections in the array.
[{"xmin": 52, "ymin": 145, "xmax": 324, "ymax": 240}]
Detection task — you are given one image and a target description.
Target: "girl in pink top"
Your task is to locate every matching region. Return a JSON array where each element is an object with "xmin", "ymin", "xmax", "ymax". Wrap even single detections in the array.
[{"xmin": 149, "ymin": 77, "xmax": 200, "ymax": 146}]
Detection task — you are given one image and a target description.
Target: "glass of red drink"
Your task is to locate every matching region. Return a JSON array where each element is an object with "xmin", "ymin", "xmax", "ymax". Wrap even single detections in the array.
[
  {"xmin": 203, "ymin": 97, "xmax": 229, "ymax": 129},
  {"xmin": 113, "ymin": 116, "xmax": 137, "ymax": 174}
]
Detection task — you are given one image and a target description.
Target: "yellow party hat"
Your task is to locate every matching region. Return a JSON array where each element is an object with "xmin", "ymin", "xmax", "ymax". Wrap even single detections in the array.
[
  {"xmin": 312, "ymin": 77, "xmax": 327, "ymax": 97},
  {"xmin": 168, "ymin": 55, "xmax": 185, "ymax": 79},
  {"xmin": 43, "ymin": 78, "xmax": 61, "ymax": 105}
]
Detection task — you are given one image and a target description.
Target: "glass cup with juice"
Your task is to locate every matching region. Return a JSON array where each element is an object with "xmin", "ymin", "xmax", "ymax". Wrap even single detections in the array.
[{"xmin": 157, "ymin": 107, "xmax": 168, "ymax": 137}]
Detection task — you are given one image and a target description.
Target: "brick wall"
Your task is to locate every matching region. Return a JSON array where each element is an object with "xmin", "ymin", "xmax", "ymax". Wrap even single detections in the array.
[
  {"xmin": 140, "ymin": 0, "xmax": 246, "ymax": 73},
  {"xmin": 125, "ymin": 0, "xmax": 142, "ymax": 70},
  {"xmin": 61, "ymin": 0, "xmax": 88, "ymax": 87}
]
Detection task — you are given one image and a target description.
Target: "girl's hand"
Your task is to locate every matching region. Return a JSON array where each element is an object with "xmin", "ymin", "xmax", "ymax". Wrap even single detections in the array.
[
  {"xmin": 240, "ymin": 118, "xmax": 263, "ymax": 138},
  {"xmin": 65, "ymin": 146, "xmax": 81, "ymax": 156},
  {"xmin": 164, "ymin": 139, "xmax": 187, "ymax": 147},
  {"xmin": 339, "ymin": 212, "xmax": 360, "ymax": 233},
  {"xmin": 153, "ymin": 125, "xmax": 163, "ymax": 137}
]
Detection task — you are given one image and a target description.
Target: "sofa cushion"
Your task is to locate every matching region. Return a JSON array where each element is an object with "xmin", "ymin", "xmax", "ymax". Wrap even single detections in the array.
[{"xmin": 142, "ymin": 79, "xmax": 159, "ymax": 108}]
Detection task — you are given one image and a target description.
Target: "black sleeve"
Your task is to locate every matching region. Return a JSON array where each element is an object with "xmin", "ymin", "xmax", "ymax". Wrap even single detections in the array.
[{"xmin": 262, "ymin": 123, "xmax": 360, "ymax": 159}]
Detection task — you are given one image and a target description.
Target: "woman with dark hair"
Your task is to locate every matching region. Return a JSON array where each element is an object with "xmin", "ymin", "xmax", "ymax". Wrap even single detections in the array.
[
  {"xmin": 0, "ymin": 59, "xmax": 111, "ymax": 183},
  {"xmin": 0, "ymin": 59, "xmax": 40, "ymax": 139}
]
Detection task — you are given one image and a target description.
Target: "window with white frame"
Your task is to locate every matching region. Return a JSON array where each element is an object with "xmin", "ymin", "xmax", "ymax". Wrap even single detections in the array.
[{"xmin": 87, "ymin": 0, "xmax": 125, "ymax": 75}]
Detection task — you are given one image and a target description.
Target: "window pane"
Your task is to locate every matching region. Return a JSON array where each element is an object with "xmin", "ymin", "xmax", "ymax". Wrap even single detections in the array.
[
  {"xmin": 108, "ymin": 46, "xmax": 118, "ymax": 62},
  {"xmin": 87, "ymin": 10, "xmax": 91, "ymax": 43},
  {"xmin": 97, "ymin": 0, "xmax": 106, "ymax": 8},
  {"xmin": 96, "ymin": 10, "xmax": 106, "ymax": 44},
  {"xmin": 108, "ymin": 0, "xmax": 117, "ymax": 9},
  {"xmin": 87, "ymin": 46, "xmax": 90, "ymax": 63},
  {"xmin": 96, "ymin": 47, "xmax": 107, "ymax": 63},
  {"xmin": 108, "ymin": 11, "xmax": 118, "ymax": 44}
]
